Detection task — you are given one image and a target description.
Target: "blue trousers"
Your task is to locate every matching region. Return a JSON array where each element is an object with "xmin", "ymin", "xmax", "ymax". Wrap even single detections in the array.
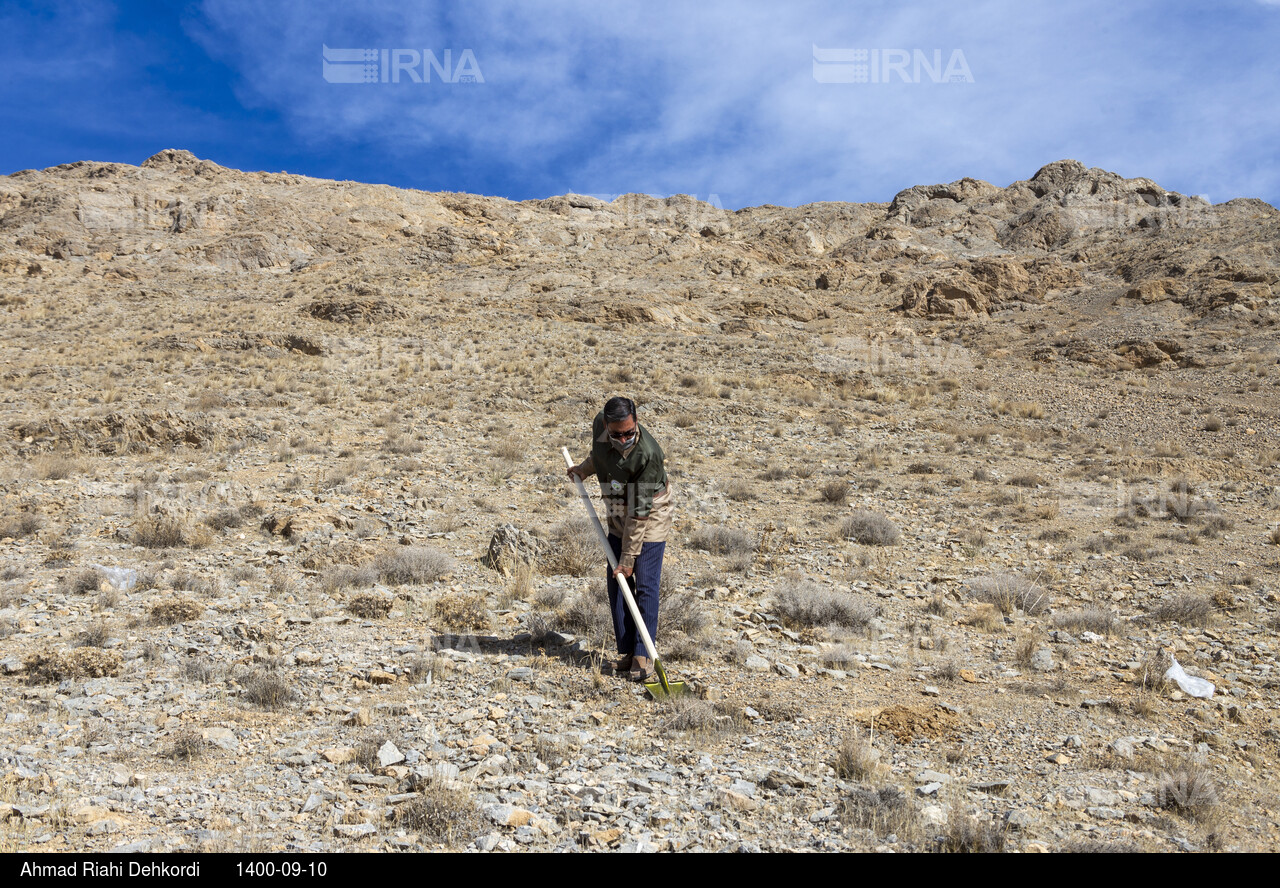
[{"xmin": 605, "ymin": 534, "xmax": 665, "ymax": 657}]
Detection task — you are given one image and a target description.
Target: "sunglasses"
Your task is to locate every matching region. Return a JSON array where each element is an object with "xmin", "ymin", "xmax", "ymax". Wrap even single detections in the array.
[{"xmin": 608, "ymin": 426, "xmax": 638, "ymax": 443}]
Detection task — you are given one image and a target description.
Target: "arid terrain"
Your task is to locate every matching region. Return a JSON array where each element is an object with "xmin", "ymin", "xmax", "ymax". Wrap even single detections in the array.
[{"xmin": 1, "ymin": 149, "xmax": 1278, "ymax": 852}]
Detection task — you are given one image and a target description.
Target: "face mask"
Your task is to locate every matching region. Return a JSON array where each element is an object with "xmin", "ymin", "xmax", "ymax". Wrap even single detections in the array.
[{"xmin": 608, "ymin": 427, "xmax": 637, "ymax": 451}]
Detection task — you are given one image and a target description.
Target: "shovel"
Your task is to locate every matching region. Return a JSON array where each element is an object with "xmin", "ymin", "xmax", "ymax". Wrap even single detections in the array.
[{"xmin": 562, "ymin": 447, "xmax": 687, "ymax": 700}]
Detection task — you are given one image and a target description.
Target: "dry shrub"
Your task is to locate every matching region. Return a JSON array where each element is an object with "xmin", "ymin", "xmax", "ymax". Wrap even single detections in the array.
[
  {"xmin": 966, "ymin": 573, "xmax": 1051, "ymax": 615},
  {"xmin": 1137, "ymin": 648, "xmax": 1172, "ymax": 692},
  {"xmin": 167, "ymin": 726, "xmax": 209, "ymax": 762},
  {"xmin": 135, "ymin": 515, "xmax": 207, "ymax": 549},
  {"xmin": 773, "ymin": 576, "xmax": 880, "ymax": 629},
  {"xmin": 37, "ymin": 454, "xmax": 83, "ymax": 480},
  {"xmin": 724, "ymin": 479, "xmax": 756, "ymax": 502},
  {"xmin": 0, "ymin": 512, "xmax": 42, "ymax": 538},
  {"xmin": 933, "ymin": 815, "xmax": 1008, "ymax": 853},
  {"xmin": 354, "ymin": 735, "xmax": 395, "ymax": 772},
  {"xmin": 183, "ymin": 657, "xmax": 217, "ymax": 683},
  {"xmin": 836, "ymin": 510, "xmax": 901, "ymax": 546},
  {"xmin": 1012, "ymin": 634, "xmax": 1038, "ymax": 669},
  {"xmin": 395, "ymin": 780, "xmax": 481, "ymax": 846},
  {"xmin": 821, "ymin": 480, "xmax": 851, "ymax": 504},
  {"xmin": 933, "ymin": 660, "xmax": 961, "ymax": 683},
  {"xmin": 267, "ymin": 566, "xmax": 297, "ymax": 598},
  {"xmin": 77, "ymin": 621, "xmax": 112, "ymax": 648},
  {"xmin": 1052, "ymin": 607, "xmax": 1117, "ymax": 635},
  {"xmin": 840, "ymin": 785, "xmax": 919, "ymax": 839},
  {"xmin": 348, "ymin": 594, "xmax": 393, "ymax": 619},
  {"xmin": 26, "ymin": 648, "xmax": 122, "ymax": 683},
  {"xmin": 241, "ymin": 667, "xmax": 298, "ymax": 709},
  {"xmin": 433, "ymin": 592, "xmax": 491, "ymax": 631},
  {"xmin": 170, "ymin": 570, "xmax": 220, "ymax": 596},
  {"xmin": 1146, "ymin": 593, "xmax": 1214, "ymax": 627},
  {"xmin": 658, "ymin": 696, "xmax": 743, "ymax": 737},
  {"xmin": 376, "ymin": 546, "xmax": 455, "ymax": 585},
  {"xmin": 321, "ymin": 563, "xmax": 378, "ymax": 594},
  {"xmin": 202, "ymin": 508, "xmax": 243, "ymax": 531},
  {"xmin": 150, "ymin": 598, "xmax": 204, "ymax": 625},
  {"xmin": 1007, "ymin": 474, "xmax": 1042, "ymax": 488},
  {"xmin": 662, "ymin": 589, "xmax": 711, "ymax": 636},
  {"xmin": 961, "ymin": 603, "xmax": 1005, "ymax": 633},
  {"xmin": 61, "ymin": 568, "xmax": 104, "ymax": 595},
  {"xmin": 539, "ymin": 517, "xmax": 598, "ymax": 577},
  {"xmin": 662, "ymin": 632, "xmax": 703, "ymax": 663},
  {"xmin": 1155, "ymin": 762, "xmax": 1219, "ymax": 822},
  {"xmin": 689, "ymin": 524, "xmax": 757, "ymax": 556},
  {"xmin": 555, "ymin": 586, "xmax": 612, "ymax": 645},
  {"xmin": 834, "ymin": 733, "xmax": 883, "ymax": 781}
]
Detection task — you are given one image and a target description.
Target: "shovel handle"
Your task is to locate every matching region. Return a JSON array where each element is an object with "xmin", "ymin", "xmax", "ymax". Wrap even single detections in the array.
[{"xmin": 562, "ymin": 447, "xmax": 659, "ymax": 663}]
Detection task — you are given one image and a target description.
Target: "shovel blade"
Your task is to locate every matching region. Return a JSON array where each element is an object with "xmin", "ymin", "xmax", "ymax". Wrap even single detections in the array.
[
  {"xmin": 643, "ymin": 660, "xmax": 689, "ymax": 700},
  {"xmin": 643, "ymin": 679, "xmax": 690, "ymax": 701}
]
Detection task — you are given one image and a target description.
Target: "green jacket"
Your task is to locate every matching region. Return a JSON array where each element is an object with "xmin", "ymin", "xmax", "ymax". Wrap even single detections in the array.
[{"xmin": 578, "ymin": 412, "xmax": 675, "ymax": 570}]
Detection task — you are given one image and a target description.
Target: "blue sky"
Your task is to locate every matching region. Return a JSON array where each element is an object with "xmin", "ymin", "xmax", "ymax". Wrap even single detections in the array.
[{"xmin": 2, "ymin": 0, "xmax": 1278, "ymax": 209}]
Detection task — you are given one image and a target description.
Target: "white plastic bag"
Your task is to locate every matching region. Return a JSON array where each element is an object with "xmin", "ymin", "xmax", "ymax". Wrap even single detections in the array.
[
  {"xmin": 91, "ymin": 564, "xmax": 138, "ymax": 592},
  {"xmin": 1165, "ymin": 656, "xmax": 1214, "ymax": 699}
]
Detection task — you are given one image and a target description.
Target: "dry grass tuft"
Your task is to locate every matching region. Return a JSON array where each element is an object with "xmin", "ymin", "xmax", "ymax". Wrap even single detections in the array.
[
  {"xmin": 839, "ymin": 785, "xmax": 919, "ymax": 839},
  {"xmin": 820, "ymin": 479, "xmax": 851, "ymax": 504},
  {"xmin": 1052, "ymin": 607, "xmax": 1117, "ymax": 635},
  {"xmin": 26, "ymin": 648, "xmax": 122, "ymax": 682},
  {"xmin": 167, "ymin": 726, "xmax": 209, "ymax": 762},
  {"xmin": 394, "ymin": 780, "xmax": 482, "ymax": 846},
  {"xmin": 1146, "ymin": 593, "xmax": 1214, "ymax": 627},
  {"xmin": 1155, "ymin": 762, "xmax": 1220, "ymax": 822},
  {"xmin": 555, "ymin": 587, "xmax": 612, "ymax": 645},
  {"xmin": 375, "ymin": 546, "xmax": 455, "ymax": 585},
  {"xmin": 61, "ymin": 568, "xmax": 104, "ymax": 595},
  {"xmin": 0, "ymin": 512, "xmax": 43, "ymax": 538},
  {"xmin": 150, "ymin": 597, "xmax": 204, "ymax": 625},
  {"xmin": 348, "ymin": 594, "xmax": 393, "ymax": 619},
  {"xmin": 134, "ymin": 515, "xmax": 209, "ymax": 549},
  {"xmin": 689, "ymin": 524, "xmax": 757, "ymax": 556},
  {"xmin": 773, "ymin": 576, "xmax": 880, "ymax": 629},
  {"xmin": 933, "ymin": 815, "xmax": 1008, "ymax": 853},
  {"xmin": 241, "ymin": 667, "xmax": 298, "ymax": 709},
  {"xmin": 433, "ymin": 592, "xmax": 491, "ymax": 631},
  {"xmin": 834, "ymin": 733, "xmax": 883, "ymax": 781},
  {"xmin": 836, "ymin": 510, "xmax": 901, "ymax": 546},
  {"xmin": 966, "ymin": 572, "xmax": 1051, "ymax": 616},
  {"xmin": 539, "ymin": 517, "xmax": 598, "ymax": 577}
]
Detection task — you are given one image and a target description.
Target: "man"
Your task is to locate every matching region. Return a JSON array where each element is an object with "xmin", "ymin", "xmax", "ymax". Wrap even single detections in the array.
[{"xmin": 566, "ymin": 396, "xmax": 674, "ymax": 683}]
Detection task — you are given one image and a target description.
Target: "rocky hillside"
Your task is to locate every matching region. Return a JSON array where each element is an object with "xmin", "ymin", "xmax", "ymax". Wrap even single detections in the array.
[{"xmin": 1, "ymin": 152, "xmax": 1278, "ymax": 854}]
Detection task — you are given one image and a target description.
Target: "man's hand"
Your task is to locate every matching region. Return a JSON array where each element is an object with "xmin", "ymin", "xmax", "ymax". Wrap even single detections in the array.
[
  {"xmin": 566, "ymin": 465, "xmax": 583, "ymax": 481},
  {"xmin": 614, "ymin": 565, "xmax": 633, "ymax": 579}
]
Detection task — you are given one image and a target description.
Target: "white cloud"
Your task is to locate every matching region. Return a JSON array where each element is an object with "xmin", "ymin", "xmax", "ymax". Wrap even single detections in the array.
[{"xmin": 184, "ymin": 0, "xmax": 1279, "ymax": 206}]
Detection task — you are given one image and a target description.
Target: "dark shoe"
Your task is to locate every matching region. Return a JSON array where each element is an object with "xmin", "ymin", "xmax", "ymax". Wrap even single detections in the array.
[
  {"xmin": 628, "ymin": 656, "xmax": 655, "ymax": 683},
  {"xmin": 613, "ymin": 654, "xmax": 633, "ymax": 674}
]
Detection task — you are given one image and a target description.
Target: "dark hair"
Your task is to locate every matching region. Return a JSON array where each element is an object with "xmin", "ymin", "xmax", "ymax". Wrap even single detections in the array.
[{"xmin": 603, "ymin": 396, "xmax": 636, "ymax": 423}]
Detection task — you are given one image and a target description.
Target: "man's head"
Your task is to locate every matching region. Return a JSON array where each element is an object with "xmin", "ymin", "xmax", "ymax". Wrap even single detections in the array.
[{"xmin": 603, "ymin": 396, "xmax": 638, "ymax": 448}]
